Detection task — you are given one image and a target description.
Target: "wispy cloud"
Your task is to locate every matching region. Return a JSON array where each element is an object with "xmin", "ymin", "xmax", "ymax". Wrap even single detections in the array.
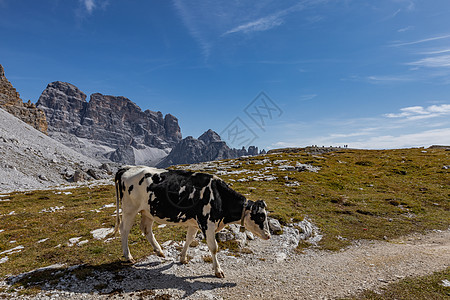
[
  {"xmin": 222, "ymin": 2, "xmax": 310, "ymax": 36},
  {"xmin": 299, "ymin": 94, "xmax": 317, "ymax": 101},
  {"xmin": 347, "ymin": 128, "xmax": 450, "ymax": 149},
  {"xmin": 419, "ymin": 48, "xmax": 450, "ymax": 55},
  {"xmin": 172, "ymin": 0, "xmax": 213, "ymax": 58},
  {"xmin": 273, "ymin": 102, "xmax": 450, "ymax": 149},
  {"xmin": 76, "ymin": 0, "xmax": 108, "ymax": 20},
  {"xmin": 222, "ymin": 14, "xmax": 284, "ymax": 36},
  {"xmin": 384, "ymin": 104, "xmax": 450, "ymax": 120},
  {"xmin": 172, "ymin": 0, "xmax": 325, "ymax": 59},
  {"xmin": 82, "ymin": 0, "xmax": 95, "ymax": 14},
  {"xmin": 366, "ymin": 75, "xmax": 415, "ymax": 83},
  {"xmin": 408, "ymin": 54, "xmax": 450, "ymax": 68},
  {"xmin": 390, "ymin": 34, "xmax": 450, "ymax": 47},
  {"xmin": 397, "ymin": 25, "xmax": 414, "ymax": 33}
]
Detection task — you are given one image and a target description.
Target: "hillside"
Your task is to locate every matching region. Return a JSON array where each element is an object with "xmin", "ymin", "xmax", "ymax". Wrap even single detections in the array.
[{"xmin": 0, "ymin": 108, "xmax": 107, "ymax": 192}]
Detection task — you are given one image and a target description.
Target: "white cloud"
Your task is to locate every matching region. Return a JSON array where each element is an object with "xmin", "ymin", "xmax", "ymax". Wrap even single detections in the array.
[
  {"xmin": 348, "ymin": 128, "xmax": 450, "ymax": 149},
  {"xmin": 299, "ymin": 94, "xmax": 317, "ymax": 101},
  {"xmin": 82, "ymin": 0, "xmax": 95, "ymax": 14},
  {"xmin": 223, "ymin": 15, "xmax": 284, "ymax": 35},
  {"xmin": 385, "ymin": 104, "xmax": 450, "ymax": 120},
  {"xmin": 419, "ymin": 48, "xmax": 450, "ymax": 55},
  {"xmin": 390, "ymin": 34, "xmax": 450, "ymax": 47},
  {"xmin": 76, "ymin": 0, "xmax": 108, "ymax": 19},
  {"xmin": 222, "ymin": 2, "xmax": 309, "ymax": 36},
  {"xmin": 274, "ymin": 126, "xmax": 450, "ymax": 149},
  {"xmin": 172, "ymin": 0, "xmax": 325, "ymax": 58},
  {"xmin": 172, "ymin": 0, "xmax": 212, "ymax": 58},
  {"xmin": 272, "ymin": 103, "xmax": 450, "ymax": 150},
  {"xmin": 408, "ymin": 54, "xmax": 450, "ymax": 68},
  {"xmin": 397, "ymin": 26, "xmax": 414, "ymax": 33},
  {"xmin": 367, "ymin": 75, "xmax": 414, "ymax": 83}
]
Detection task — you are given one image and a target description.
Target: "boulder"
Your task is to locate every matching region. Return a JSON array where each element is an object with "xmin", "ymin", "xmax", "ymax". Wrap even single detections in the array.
[{"xmin": 268, "ymin": 218, "xmax": 283, "ymax": 234}]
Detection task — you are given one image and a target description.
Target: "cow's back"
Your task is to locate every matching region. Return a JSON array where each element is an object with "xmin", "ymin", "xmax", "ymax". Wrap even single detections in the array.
[{"xmin": 146, "ymin": 170, "xmax": 218, "ymax": 223}]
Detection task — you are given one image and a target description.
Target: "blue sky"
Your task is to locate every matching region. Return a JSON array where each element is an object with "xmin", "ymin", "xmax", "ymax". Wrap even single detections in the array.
[{"xmin": 1, "ymin": 0, "xmax": 450, "ymax": 150}]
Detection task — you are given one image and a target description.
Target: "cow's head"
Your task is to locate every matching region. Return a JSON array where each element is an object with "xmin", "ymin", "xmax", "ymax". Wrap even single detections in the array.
[{"xmin": 244, "ymin": 200, "xmax": 271, "ymax": 240}]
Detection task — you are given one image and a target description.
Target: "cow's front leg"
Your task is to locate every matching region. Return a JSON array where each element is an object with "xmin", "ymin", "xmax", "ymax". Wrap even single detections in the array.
[
  {"xmin": 140, "ymin": 212, "xmax": 164, "ymax": 257},
  {"xmin": 180, "ymin": 226, "xmax": 198, "ymax": 264},
  {"xmin": 205, "ymin": 222, "xmax": 224, "ymax": 278}
]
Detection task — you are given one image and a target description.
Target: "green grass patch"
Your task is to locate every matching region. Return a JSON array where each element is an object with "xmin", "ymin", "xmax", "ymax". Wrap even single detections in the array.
[
  {"xmin": 176, "ymin": 148, "xmax": 449, "ymax": 251},
  {"xmin": 346, "ymin": 267, "xmax": 450, "ymax": 299}
]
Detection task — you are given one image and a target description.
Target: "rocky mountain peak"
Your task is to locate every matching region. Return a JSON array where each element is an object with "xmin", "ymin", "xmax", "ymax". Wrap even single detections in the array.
[
  {"xmin": 46, "ymin": 81, "xmax": 87, "ymax": 101},
  {"xmin": 36, "ymin": 82, "xmax": 182, "ymax": 165},
  {"xmin": 164, "ymin": 114, "xmax": 182, "ymax": 141},
  {"xmin": 198, "ymin": 129, "xmax": 222, "ymax": 144},
  {"xmin": 0, "ymin": 64, "xmax": 5, "ymax": 79},
  {"xmin": 157, "ymin": 129, "xmax": 260, "ymax": 168},
  {"xmin": 0, "ymin": 64, "xmax": 48, "ymax": 134}
]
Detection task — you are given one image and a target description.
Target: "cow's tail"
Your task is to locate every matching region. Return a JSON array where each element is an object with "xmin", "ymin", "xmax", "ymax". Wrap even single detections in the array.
[
  {"xmin": 110, "ymin": 167, "xmax": 129, "ymax": 236},
  {"xmin": 111, "ymin": 179, "xmax": 121, "ymax": 236}
]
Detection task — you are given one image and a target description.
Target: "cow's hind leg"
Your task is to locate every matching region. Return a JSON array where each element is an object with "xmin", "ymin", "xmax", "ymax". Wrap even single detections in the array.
[
  {"xmin": 205, "ymin": 222, "xmax": 224, "ymax": 278},
  {"xmin": 140, "ymin": 211, "xmax": 165, "ymax": 257},
  {"xmin": 120, "ymin": 211, "xmax": 138, "ymax": 263},
  {"xmin": 180, "ymin": 226, "xmax": 197, "ymax": 264}
]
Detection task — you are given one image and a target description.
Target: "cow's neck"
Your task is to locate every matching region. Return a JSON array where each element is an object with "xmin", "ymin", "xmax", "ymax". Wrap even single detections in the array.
[{"xmin": 223, "ymin": 196, "xmax": 253, "ymax": 225}]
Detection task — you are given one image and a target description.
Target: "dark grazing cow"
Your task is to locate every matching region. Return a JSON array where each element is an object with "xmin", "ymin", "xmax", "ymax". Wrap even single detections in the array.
[{"xmin": 112, "ymin": 166, "xmax": 270, "ymax": 278}]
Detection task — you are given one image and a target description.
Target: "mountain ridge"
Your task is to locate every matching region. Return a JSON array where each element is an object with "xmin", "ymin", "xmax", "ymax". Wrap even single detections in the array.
[
  {"xmin": 36, "ymin": 81, "xmax": 181, "ymax": 165},
  {"xmin": 1, "ymin": 64, "xmax": 261, "ymax": 168}
]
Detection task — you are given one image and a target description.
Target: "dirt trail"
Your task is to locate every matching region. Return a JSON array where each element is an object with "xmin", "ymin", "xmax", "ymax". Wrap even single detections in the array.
[
  {"xmin": 212, "ymin": 229, "xmax": 450, "ymax": 299},
  {"xmin": 3, "ymin": 229, "xmax": 449, "ymax": 299}
]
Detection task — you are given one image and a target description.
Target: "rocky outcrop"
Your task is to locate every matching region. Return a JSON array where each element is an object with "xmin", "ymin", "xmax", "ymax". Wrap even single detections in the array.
[
  {"xmin": 0, "ymin": 64, "xmax": 48, "ymax": 133},
  {"xmin": 157, "ymin": 129, "xmax": 260, "ymax": 168},
  {"xmin": 36, "ymin": 82, "xmax": 182, "ymax": 165}
]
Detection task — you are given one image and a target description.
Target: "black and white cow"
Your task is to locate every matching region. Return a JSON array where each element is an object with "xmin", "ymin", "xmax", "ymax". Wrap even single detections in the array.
[{"xmin": 112, "ymin": 166, "xmax": 270, "ymax": 278}]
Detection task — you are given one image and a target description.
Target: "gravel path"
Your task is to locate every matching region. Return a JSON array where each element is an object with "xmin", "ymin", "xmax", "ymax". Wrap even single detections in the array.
[
  {"xmin": 3, "ymin": 228, "xmax": 448, "ymax": 299},
  {"xmin": 214, "ymin": 229, "xmax": 450, "ymax": 299}
]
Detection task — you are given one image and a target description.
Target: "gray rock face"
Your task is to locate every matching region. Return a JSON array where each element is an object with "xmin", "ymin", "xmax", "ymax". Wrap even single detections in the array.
[
  {"xmin": 35, "ymin": 81, "xmax": 87, "ymax": 133},
  {"xmin": 36, "ymin": 82, "xmax": 182, "ymax": 165},
  {"xmin": 0, "ymin": 64, "xmax": 48, "ymax": 133},
  {"xmin": 157, "ymin": 129, "xmax": 260, "ymax": 168}
]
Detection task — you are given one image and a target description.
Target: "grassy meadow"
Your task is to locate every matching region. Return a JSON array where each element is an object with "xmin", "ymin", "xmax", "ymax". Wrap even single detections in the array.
[{"xmin": 0, "ymin": 147, "xmax": 449, "ymax": 296}]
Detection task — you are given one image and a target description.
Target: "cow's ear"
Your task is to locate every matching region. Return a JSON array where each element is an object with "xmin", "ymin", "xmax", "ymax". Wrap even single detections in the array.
[{"xmin": 257, "ymin": 200, "xmax": 267, "ymax": 208}]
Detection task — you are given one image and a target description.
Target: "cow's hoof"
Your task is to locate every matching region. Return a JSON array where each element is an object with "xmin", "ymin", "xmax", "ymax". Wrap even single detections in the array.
[
  {"xmin": 124, "ymin": 258, "xmax": 136, "ymax": 264},
  {"xmin": 180, "ymin": 259, "xmax": 188, "ymax": 265},
  {"xmin": 156, "ymin": 251, "xmax": 165, "ymax": 258},
  {"xmin": 215, "ymin": 270, "xmax": 225, "ymax": 278}
]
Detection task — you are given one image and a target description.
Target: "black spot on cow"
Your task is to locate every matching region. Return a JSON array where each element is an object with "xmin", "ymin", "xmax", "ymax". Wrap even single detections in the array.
[
  {"xmin": 139, "ymin": 173, "xmax": 152, "ymax": 185},
  {"xmin": 128, "ymin": 185, "xmax": 134, "ymax": 194},
  {"xmin": 115, "ymin": 167, "xmax": 130, "ymax": 200},
  {"xmin": 152, "ymin": 174, "xmax": 162, "ymax": 184}
]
